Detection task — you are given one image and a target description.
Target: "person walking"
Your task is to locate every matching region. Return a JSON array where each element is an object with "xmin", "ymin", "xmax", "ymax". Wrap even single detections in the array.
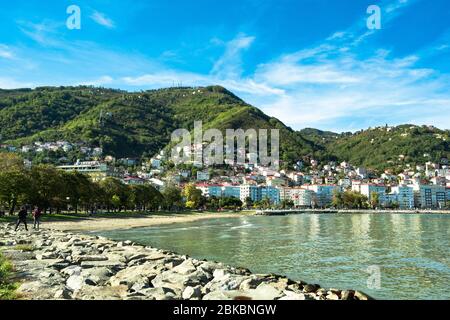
[
  {"xmin": 14, "ymin": 206, "xmax": 28, "ymax": 231},
  {"xmin": 32, "ymin": 207, "xmax": 42, "ymax": 230}
]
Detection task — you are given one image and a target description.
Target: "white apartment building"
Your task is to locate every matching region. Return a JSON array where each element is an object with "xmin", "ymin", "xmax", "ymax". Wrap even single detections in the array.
[{"xmin": 352, "ymin": 184, "xmax": 387, "ymax": 206}]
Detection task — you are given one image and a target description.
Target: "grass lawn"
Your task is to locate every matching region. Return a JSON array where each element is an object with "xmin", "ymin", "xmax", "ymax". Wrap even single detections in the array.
[{"xmin": 0, "ymin": 252, "xmax": 17, "ymax": 300}]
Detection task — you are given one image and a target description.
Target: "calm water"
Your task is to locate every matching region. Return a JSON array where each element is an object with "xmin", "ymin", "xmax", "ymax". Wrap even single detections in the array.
[{"xmin": 95, "ymin": 214, "xmax": 450, "ymax": 300}]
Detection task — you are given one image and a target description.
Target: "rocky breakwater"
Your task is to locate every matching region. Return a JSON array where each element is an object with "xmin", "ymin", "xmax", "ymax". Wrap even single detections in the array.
[{"xmin": 0, "ymin": 224, "xmax": 372, "ymax": 300}]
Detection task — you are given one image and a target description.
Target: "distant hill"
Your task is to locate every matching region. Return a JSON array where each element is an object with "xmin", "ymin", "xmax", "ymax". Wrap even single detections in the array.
[
  {"xmin": 0, "ymin": 85, "xmax": 448, "ymax": 171},
  {"xmin": 300, "ymin": 125, "xmax": 450, "ymax": 171}
]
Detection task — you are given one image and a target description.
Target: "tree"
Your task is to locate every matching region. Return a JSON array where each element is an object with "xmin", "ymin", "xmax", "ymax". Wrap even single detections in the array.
[
  {"xmin": 0, "ymin": 170, "xmax": 31, "ymax": 214},
  {"xmin": 99, "ymin": 177, "xmax": 128, "ymax": 212},
  {"xmin": 162, "ymin": 185, "xmax": 183, "ymax": 211},
  {"xmin": 0, "ymin": 153, "xmax": 24, "ymax": 171},
  {"xmin": 332, "ymin": 189, "xmax": 343, "ymax": 208},
  {"xmin": 280, "ymin": 199, "xmax": 294, "ymax": 209},
  {"xmin": 219, "ymin": 197, "xmax": 243, "ymax": 210},
  {"xmin": 28, "ymin": 165, "xmax": 64, "ymax": 213},
  {"xmin": 244, "ymin": 197, "xmax": 253, "ymax": 209},
  {"xmin": 182, "ymin": 184, "xmax": 204, "ymax": 210},
  {"xmin": 370, "ymin": 192, "xmax": 380, "ymax": 209}
]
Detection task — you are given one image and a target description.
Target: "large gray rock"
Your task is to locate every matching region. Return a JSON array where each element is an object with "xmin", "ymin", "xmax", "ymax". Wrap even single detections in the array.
[
  {"xmin": 138, "ymin": 287, "xmax": 178, "ymax": 300},
  {"xmin": 279, "ymin": 290, "xmax": 307, "ymax": 300},
  {"xmin": 80, "ymin": 260, "xmax": 125, "ymax": 270},
  {"xmin": 73, "ymin": 285, "xmax": 128, "ymax": 300},
  {"xmin": 81, "ymin": 267, "xmax": 113, "ymax": 286},
  {"xmin": 182, "ymin": 285, "xmax": 202, "ymax": 300},
  {"xmin": 66, "ymin": 275, "xmax": 85, "ymax": 291},
  {"xmin": 172, "ymin": 259, "xmax": 196, "ymax": 275},
  {"xmin": 109, "ymin": 263, "xmax": 158, "ymax": 289}
]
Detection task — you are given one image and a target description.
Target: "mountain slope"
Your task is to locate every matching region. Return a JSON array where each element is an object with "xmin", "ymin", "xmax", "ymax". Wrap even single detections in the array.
[
  {"xmin": 1, "ymin": 86, "xmax": 448, "ymax": 170},
  {"xmin": 0, "ymin": 86, "xmax": 317, "ymax": 165},
  {"xmin": 301, "ymin": 125, "xmax": 450, "ymax": 170}
]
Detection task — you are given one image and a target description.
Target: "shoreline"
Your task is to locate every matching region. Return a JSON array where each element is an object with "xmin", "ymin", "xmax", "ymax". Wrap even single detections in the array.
[
  {"xmin": 3, "ymin": 208, "xmax": 447, "ymax": 232},
  {"xmin": 256, "ymin": 209, "xmax": 450, "ymax": 216},
  {"xmin": 42, "ymin": 212, "xmax": 250, "ymax": 232},
  {"xmin": 0, "ymin": 225, "xmax": 371, "ymax": 301}
]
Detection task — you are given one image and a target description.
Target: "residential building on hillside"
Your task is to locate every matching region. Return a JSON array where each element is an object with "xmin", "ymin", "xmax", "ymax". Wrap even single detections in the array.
[
  {"xmin": 291, "ymin": 188, "xmax": 314, "ymax": 208},
  {"xmin": 122, "ymin": 176, "xmax": 145, "ymax": 185},
  {"xmin": 304, "ymin": 185, "xmax": 340, "ymax": 207},
  {"xmin": 414, "ymin": 185, "xmax": 447, "ymax": 209},
  {"xmin": 353, "ymin": 184, "xmax": 387, "ymax": 206},
  {"xmin": 58, "ymin": 161, "xmax": 119, "ymax": 182},
  {"xmin": 197, "ymin": 171, "xmax": 210, "ymax": 181},
  {"xmin": 390, "ymin": 186, "xmax": 415, "ymax": 209},
  {"xmin": 240, "ymin": 185, "xmax": 280, "ymax": 204}
]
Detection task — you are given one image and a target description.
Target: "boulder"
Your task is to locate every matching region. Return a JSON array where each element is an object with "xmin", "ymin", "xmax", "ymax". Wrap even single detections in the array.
[
  {"xmin": 138, "ymin": 287, "xmax": 178, "ymax": 300},
  {"xmin": 109, "ymin": 263, "xmax": 158, "ymax": 289},
  {"xmin": 66, "ymin": 275, "xmax": 85, "ymax": 291},
  {"xmin": 341, "ymin": 290, "xmax": 355, "ymax": 300},
  {"xmin": 182, "ymin": 285, "xmax": 202, "ymax": 300},
  {"xmin": 279, "ymin": 290, "xmax": 306, "ymax": 300},
  {"xmin": 172, "ymin": 260, "xmax": 197, "ymax": 275},
  {"xmin": 73, "ymin": 285, "xmax": 128, "ymax": 300},
  {"xmin": 54, "ymin": 287, "xmax": 73, "ymax": 300}
]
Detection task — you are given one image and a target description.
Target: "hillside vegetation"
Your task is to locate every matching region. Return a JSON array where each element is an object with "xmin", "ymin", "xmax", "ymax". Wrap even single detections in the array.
[{"xmin": 0, "ymin": 86, "xmax": 448, "ymax": 171}]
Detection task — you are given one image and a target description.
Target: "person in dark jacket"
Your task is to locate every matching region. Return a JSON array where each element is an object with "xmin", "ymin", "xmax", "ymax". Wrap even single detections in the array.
[
  {"xmin": 32, "ymin": 207, "xmax": 42, "ymax": 230},
  {"xmin": 14, "ymin": 206, "xmax": 28, "ymax": 231}
]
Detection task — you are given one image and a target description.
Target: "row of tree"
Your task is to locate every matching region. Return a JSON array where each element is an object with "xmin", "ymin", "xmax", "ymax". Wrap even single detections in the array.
[
  {"xmin": 0, "ymin": 153, "xmax": 177, "ymax": 214},
  {"xmin": 0, "ymin": 153, "xmax": 249, "ymax": 215}
]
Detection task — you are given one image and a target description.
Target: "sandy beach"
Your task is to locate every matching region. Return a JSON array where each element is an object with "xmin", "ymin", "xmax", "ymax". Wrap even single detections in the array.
[{"xmin": 42, "ymin": 212, "xmax": 249, "ymax": 232}]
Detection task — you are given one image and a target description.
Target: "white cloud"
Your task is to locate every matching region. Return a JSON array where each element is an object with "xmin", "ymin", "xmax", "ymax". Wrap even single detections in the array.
[
  {"xmin": 78, "ymin": 76, "xmax": 114, "ymax": 86},
  {"xmin": 91, "ymin": 11, "xmax": 115, "ymax": 29},
  {"xmin": 0, "ymin": 77, "xmax": 33, "ymax": 89},
  {"xmin": 211, "ymin": 34, "xmax": 255, "ymax": 78},
  {"xmin": 0, "ymin": 45, "xmax": 14, "ymax": 59}
]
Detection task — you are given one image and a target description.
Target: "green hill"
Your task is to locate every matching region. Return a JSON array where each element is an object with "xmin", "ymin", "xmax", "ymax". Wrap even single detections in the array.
[
  {"xmin": 0, "ymin": 85, "xmax": 317, "ymax": 166},
  {"xmin": 0, "ymin": 85, "xmax": 448, "ymax": 171},
  {"xmin": 301, "ymin": 125, "xmax": 450, "ymax": 171}
]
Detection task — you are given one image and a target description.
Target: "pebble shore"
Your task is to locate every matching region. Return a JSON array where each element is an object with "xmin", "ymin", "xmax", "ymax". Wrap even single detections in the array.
[{"xmin": 0, "ymin": 224, "xmax": 372, "ymax": 300}]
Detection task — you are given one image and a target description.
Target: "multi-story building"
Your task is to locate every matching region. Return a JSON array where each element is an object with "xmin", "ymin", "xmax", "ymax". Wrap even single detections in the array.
[
  {"xmin": 261, "ymin": 186, "xmax": 280, "ymax": 204},
  {"xmin": 223, "ymin": 186, "xmax": 241, "ymax": 199},
  {"xmin": 390, "ymin": 185, "xmax": 414, "ymax": 209},
  {"xmin": 446, "ymin": 187, "xmax": 450, "ymax": 206},
  {"xmin": 239, "ymin": 185, "xmax": 280, "ymax": 204},
  {"xmin": 196, "ymin": 171, "xmax": 210, "ymax": 181},
  {"xmin": 58, "ymin": 161, "xmax": 119, "ymax": 182},
  {"xmin": 353, "ymin": 184, "xmax": 386, "ymax": 206},
  {"xmin": 122, "ymin": 176, "xmax": 145, "ymax": 185},
  {"xmin": 197, "ymin": 184, "xmax": 241, "ymax": 200},
  {"xmin": 304, "ymin": 185, "xmax": 340, "ymax": 208},
  {"xmin": 291, "ymin": 188, "xmax": 314, "ymax": 208},
  {"xmin": 414, "ymin": 185, "xmax": 447, "ymax": 209}
]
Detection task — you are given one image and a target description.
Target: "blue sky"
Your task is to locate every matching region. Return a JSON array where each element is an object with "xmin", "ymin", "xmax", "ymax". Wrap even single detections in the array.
[{"xmin": 0, "ymin": 0, "xmax": 449, "ymax": 132}]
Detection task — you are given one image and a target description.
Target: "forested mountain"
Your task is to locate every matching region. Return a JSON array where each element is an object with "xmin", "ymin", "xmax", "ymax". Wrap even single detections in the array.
[
  {"xmin": 0, "ymin": 86, "xmax": 317, "ymax": 166},
  {"xmin": 0, "ymin": 85, "xmax": 448, "ymax": 171},
  {"xmin": 300, "ymin": 125, "xmax": 450, "ymax": 171}
]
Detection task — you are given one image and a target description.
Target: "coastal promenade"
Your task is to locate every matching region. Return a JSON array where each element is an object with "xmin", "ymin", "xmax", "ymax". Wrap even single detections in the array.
[
  {"xmin": 256, "ymin": 209, "xmax": 450, "ymax": 216},
  {"xmin": 0, "ymin": 224, "xmax": 372, "ymax": 300}
]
